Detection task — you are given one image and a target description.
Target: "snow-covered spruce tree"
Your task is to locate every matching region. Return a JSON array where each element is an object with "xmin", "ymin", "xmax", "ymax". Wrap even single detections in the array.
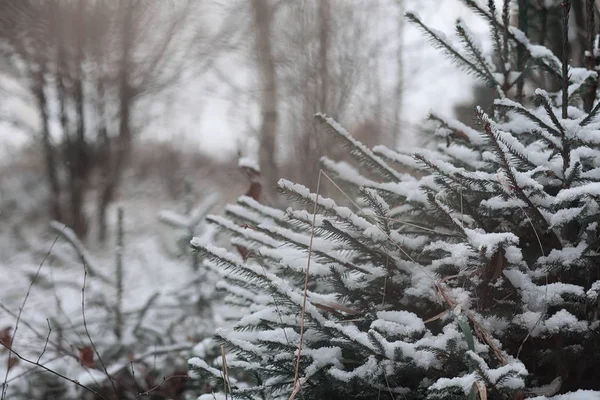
[{"xmin": 189, "ymin": 1, "xmax": 600, "ymax": 398}]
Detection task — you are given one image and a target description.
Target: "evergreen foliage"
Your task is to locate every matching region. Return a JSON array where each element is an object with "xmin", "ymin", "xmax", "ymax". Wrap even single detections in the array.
[{"xmin": 189, "ymin": 1, "xmax": 600, "ymax": 398}]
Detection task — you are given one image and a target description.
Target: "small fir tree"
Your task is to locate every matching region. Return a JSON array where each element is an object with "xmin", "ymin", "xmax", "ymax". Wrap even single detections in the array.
[{"xmin": 189, "ymin": 1, "xmax": 600, "ymax": 398}]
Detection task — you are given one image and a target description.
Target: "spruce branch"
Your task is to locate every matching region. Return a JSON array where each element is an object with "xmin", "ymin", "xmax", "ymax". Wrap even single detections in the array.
[
  {"xmin": 534, "ymin": 89, "xmax": 565, "ymax": 137},
  {"xmin": 427, "ymin": 113, "xmax": 487, "ymax": 149},
  {"xmin": 461, "ymin": 0, "xmax": 563, "ymax": 79},
  {"xmin": 580, "ymin": 98, "xmax": 600, "ymax": 126},
  {"xmin": 535, "ymin": 88, "xmax": 571, "ymax": 182},
  {"xmin": 564, "ymin": 161, "xmax": 583, "ymax": 188},
  {"xmin": 206, "ymin": 214, "xmax": 281, "ymax": 250},
  {"xmin": 406, "ymin": 12, "xmax": 494, "ymax": 86},
  {"xmin": 489, "ymin": 127, "xmax": 539, "ymax": 171},
  {"xmin": 455, "ymin": 19, "xmax": 500, "ymax": 90},
  {"xmin": 253, "ymin": 222, "xmax": 374, "ymax": 275},
  {"xmin": 191, "ymin": 243, "xmax": 274, "ymax": 288},
  {"xmin": 493, "ymin": 98, "xmax": 561, "ymax": 138},
  {"xmin": 414, "ymin": 154, "xmax": 495, "ymax": 192},
  {"xmin": 319, "ymin": 219, "xmax": 391, "ymax": 268},
  {"xmin": 477, "ymin": 108, "xmax": 550, "ymax": 229},
  {"xmin": 314, "ymin": 113, "xmax": 403, "ymax": 183},
  {"xmin": 277, "ymin": 179, "xmax": 380, "ymax": 236},
  {"xmin": 320, "ymin": 158, "xmax": 402, "ymax": 205},
  {"xmin": 530, "ymin": 129, "xmax": 562, "ymax": 155},
  {"xmin": 238, "ymin": 196, "xmax": 288, "ymax": 224},
  {"xmin": 360, "ymin": 188, "xmax": 391, "ymax": 235},
  {"xmin": 428, "ymin": 193, "xmax": 470, "ymax": 239},
  {"xmin": 318, "ymin": 165, "xmax": 439, "ymax": 235}
]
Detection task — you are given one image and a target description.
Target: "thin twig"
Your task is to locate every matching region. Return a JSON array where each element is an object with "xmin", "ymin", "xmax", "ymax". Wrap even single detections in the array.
[
  {"xmin": 107, "ymin": 343, "xmax": 192, "ymax": 380},
  {"xmin": 0, "ymin": 303, "xmax": 77, "ymax": 363},
  {"xmin": 6, "ymin": 354, "xmax": 64, "ymax": 383},
  {"xmin": 138, "ymin": 375, "xmax": 189, "ymax": 396},
  {"xmin": 130, "ymin": 361, "xmax": 142, "ymax": 400},
  {"xmin": 0, "ymin": 341, "xmax": 108, "ymax": 400},
  {"xmin": 36, "ymin": 319, "xmax": 52, "ymax": 364},
  {"xmin": 81, "ymin": 267, "xmax": 119, "ymax": 399},
  {"xmin": 1, "ymin": 229, "xmax": 63, "ymax": 400}
]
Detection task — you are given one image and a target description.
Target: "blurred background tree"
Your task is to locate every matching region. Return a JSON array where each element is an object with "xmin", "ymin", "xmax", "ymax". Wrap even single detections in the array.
[
  {"xmin": 0, "ymin": 0, "xmax": 408, "ymax": 237},
  {"xmin": 455, "ymin": 0, "xmax": 600, "ymax": 126},
  {"xmin": 0, "ymin": 0, "xmax": 205, "ymax": 240}
]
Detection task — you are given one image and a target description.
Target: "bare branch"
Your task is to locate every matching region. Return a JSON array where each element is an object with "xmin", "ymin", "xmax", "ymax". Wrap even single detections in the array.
[
  {"xmin": 0, "ymin": 342, "xmax": 108, "ymax": 400},
  {"xmin": 1, "ymin": 229, "xmax": 63, "ymax": 400}
]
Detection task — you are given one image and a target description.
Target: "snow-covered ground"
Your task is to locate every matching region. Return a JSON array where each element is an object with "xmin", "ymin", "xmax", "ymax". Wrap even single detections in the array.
[{"xmin": 0, "ymin": 158, "xmax": 249, "ymax": 396}]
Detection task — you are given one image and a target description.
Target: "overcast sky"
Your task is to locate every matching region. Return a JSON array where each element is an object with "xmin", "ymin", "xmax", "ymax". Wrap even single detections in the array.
[
  {"xmin": 0, "ymin": 0, "xmax": 490, "ymax": 162},
  {"xmin": 176, "ymin": 0, "xmax": 491, "ymax": 159}
]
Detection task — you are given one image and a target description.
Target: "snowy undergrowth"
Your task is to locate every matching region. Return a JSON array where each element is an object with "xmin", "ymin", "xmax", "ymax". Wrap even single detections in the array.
[{"xmin": 0, "ymin": 172, "xmax": 238, "ymax": 398}]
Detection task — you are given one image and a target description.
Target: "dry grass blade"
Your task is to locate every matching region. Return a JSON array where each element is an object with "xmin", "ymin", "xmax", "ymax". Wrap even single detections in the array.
[
  {"xmin": 289, "ymin": 170, "xmax": 322, "ymax": 400},
  {"xmin": 312, "ymin": 302, "xmax": 361, "ymax": 316},
  {"xmin": 435, "ymin": 282, "xmax": 507, "ymax": 365},
  {"xmin": 221, "ymin": 345, "xmax": 232, "ymax": 397},
  {"xmin": 423, "ymin": 310, "xmax": 449, "ymax": 324},
  {"xmin": 472, "ymin": 381, "xmax": 487, "ymax": 400}
]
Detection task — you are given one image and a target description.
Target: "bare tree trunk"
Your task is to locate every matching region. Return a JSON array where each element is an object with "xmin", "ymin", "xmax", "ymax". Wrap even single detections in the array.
[
  {"xmin": 393, "ymin": 0, "xmax": 404, "ymax": 148},
  {"xmin": 318, "ymin": 0, "xmax": 330, "ymax": 113},
  {"xmin": 370, "ymin": 3, "xmax": 384, "ymax": 147},
  {"xmin": 96, "ymin": 78, "xmax": 110, "ymax": 241},
  {"xmin": 67, "ymin": 76, "xmax": 88, "ymax": 238},
  {"xmin": 309, "ymin": 0, "xmax": 331, "ymax": 189},
  {"xmin": 69, "ymin": 1, "xmax": 88, "ymax": 238},
  {"xmin": 97, "ymin": 2, "xmax": 134, "ymax": 242},
  {"xmin": 251, "ymin": 0, "xmax": 278, "ymax": 196},
  {"xmin": 98, "ymin": 89, "xmax": 131, "ymax": 242},
  {"xmin": 35, "ymin": 68, "xmax": 62, "ymax": 222},
  {"xmin": 583, "ymin": 0, "xmax": 598, "ymax": 112},
  {"xmin": 573, "ymin": 0, "xmax": 587, "ymax": 67}
]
